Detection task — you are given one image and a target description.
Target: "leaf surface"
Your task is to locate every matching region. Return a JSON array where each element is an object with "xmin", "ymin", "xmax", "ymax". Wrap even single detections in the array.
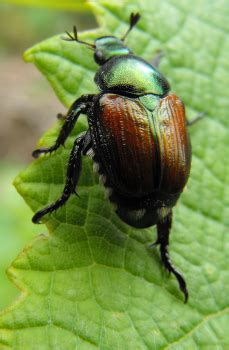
[
  {"xmin": 1, "ymin": 0, "xmax": 89, "ymax": 11},
  {"xmin": 0, "ymin": 0, "xmax": 228, "ymax": 349}
]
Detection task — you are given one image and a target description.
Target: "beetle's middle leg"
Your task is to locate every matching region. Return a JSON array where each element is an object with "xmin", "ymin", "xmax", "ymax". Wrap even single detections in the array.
[
  {"xmin": 151, "ymin": 208, "xmax": 188, "ymax": 302},
  {"xmin": 32, "ymin": 131, "xmax": 92, "ymax": 224},
  {"xmin": 32, "ymin": 94, "xmax": 94, "ymax": 158}
]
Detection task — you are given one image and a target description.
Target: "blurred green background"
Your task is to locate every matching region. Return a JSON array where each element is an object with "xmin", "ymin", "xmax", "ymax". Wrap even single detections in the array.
[{"xmin": 0, "ymin": 1, "xmax": 96, "ymax": 310}]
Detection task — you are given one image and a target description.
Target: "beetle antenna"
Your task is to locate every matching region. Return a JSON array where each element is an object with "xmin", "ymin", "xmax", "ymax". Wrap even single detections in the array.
[
  {"xmin": 121, "ymin": 13, "xmax": 141, "ymax": 41},
  {"xmin": 62, "ymin": 25, "xmax": 96, "ymax": 49}
]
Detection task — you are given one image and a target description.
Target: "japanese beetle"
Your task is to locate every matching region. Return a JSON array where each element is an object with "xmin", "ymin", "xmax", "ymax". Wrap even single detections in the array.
[{"xmin": 32, "ymin": 13, "xmax": 192, "ymax": 302}]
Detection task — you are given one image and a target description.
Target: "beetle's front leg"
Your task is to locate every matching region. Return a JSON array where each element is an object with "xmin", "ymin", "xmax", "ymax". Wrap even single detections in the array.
[
  {"xmin": 151, "ymin": 208, "xmax": 188, "ymax": 302},
  {"xmin": 56, "ymin": 112, "xmax": 66, "ymax": 120},
  {"xmin": 32, "ymin": 132, "xmax": 92, "ymax": 224},
  {"xmin": 32, "ymin": 94, "xmax": 94, "ymax": 158}
]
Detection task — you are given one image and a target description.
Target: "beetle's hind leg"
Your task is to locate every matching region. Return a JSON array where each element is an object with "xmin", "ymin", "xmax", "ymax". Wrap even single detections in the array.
[
  {"xmin": 150, "ymin": 208, "xmax": 188, "ymax": 303},
  {"xmin": 32, "ymin": 94, "xmax": 94, "ymax": 158},
  {"xmin": 32, "ymin": 131, "xmax": 92, "ymax": 224}
]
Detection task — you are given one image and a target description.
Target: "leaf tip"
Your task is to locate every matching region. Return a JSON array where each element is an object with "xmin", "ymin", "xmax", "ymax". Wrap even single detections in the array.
[
  {"xmin": 13, "ymin": 173, "xmax": 25, "ymax": 197},
  {"xmin": 23, "ymin": 48, "xmax": 34, "ymax": 63}
]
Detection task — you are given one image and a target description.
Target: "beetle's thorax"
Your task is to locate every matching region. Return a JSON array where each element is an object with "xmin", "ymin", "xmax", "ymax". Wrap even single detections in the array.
[
  {"xmin": 94, "ymin": 36, "xmax": 132, "ymax": 65},
  {"xmin": 95, "ymin": 54, "xmax": 170, "ymax": 96}
]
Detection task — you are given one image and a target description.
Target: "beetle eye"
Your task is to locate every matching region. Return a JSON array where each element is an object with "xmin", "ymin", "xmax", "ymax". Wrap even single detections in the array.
[{"xmin": 94, "ymin": 50, "xmax": 104, "ymax": 65}]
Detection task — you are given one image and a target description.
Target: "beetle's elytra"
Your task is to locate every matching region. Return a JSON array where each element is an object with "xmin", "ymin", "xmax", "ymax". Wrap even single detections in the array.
[{"xmin": 32, "ymin": 13, "xmax": 192, "ymax": 302}]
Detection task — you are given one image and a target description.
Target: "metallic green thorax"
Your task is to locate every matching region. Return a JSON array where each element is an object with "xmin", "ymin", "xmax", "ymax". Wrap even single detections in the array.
[{"xmin": 95, "ymin": 55, "xmax": 170, "ymax": 96}]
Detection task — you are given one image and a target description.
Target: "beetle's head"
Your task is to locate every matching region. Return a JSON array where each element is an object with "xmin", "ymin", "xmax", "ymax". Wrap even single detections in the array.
[
  {"xmin": 63, "ymin": 13, "xmax": 140, "ymax": 65},
  {"xmin": 93, "ymin": 36, "xmax": 132, "ymax": 65}
]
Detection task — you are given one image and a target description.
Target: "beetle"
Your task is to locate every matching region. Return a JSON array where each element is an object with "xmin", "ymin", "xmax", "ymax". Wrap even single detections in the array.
[{"xmin": 32, "ymin": 13, "xmax": 194, "ymax": 302}]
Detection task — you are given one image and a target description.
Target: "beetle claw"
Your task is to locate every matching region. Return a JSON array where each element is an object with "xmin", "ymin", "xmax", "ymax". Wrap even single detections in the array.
[
  {"xmin": 32, "ymin": 149, "xmax": 43, "ymax": 158},
  {"xmin": 32, "ymin": 147, "xmax": 59, "ymax": 158},
  {"xmin": 56, "ymin": 112, "xmax": 66, "ymax": 120}
]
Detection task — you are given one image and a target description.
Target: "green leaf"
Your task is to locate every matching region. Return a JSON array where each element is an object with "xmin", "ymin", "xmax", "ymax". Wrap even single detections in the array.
[
  {"xmin": 0, "ymin": 163, "xmax": 41, "ymax": 310},
  {"xmin": 1, "ymin": 0, "xmax": 90, "ymax": 11},
  {"xmin": 0, "ymin": 0, "xmax": 228, "ymax": 349}
]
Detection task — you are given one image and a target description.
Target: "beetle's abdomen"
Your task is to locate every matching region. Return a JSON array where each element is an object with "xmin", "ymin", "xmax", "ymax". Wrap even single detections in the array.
[{"xmin": 93, "ymin": 94, "xmax": 159, "ymax": 196}]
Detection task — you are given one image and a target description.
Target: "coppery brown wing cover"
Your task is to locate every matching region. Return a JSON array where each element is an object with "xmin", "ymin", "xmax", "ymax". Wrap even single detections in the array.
[{"xmin": 92, "ymin": 93, "xmax": 191, "ymax": 197}]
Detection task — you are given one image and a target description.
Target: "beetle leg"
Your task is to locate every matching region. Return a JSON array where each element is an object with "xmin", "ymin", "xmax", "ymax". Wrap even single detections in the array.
[
  {"xmin": 32, "ymin": 94, "xmax": 95, "ymax": 158},
  {"xmin": 186, "ymin": 112, "xmax": 205, "ymax": 126},
  {"xmin": 56, "ymin": 112, "xmax": 66, "ymax": 120},
  {"xmin": 82, "ymin": 129, "xmax": 93, "ymax": 155},
  {"xmin": 151, "ymin": 50, "xmax": 164, "ymax": 68},
  {"xmin": 32, "ymin": 133, "xmax": 86, "ymax": 224},
  {"xmin": 155, "ymin": 209, "xmax": 188, "ymax": 303}
]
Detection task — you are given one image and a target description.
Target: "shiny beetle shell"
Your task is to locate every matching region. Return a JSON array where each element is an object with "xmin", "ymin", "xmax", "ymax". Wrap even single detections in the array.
[
  {"xmin": 95, "ymin": 55, "xmax": 170, "ymax": 96},
  {"xmin": 90, "ymin": 93, "xmax": 191, "ymax": 199}
]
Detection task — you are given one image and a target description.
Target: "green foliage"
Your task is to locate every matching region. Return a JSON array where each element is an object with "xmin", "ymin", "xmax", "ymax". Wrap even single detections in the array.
[
  {"xmin": 1, "ymin": 0, "xmax": 89, "ymax": 11},
  {"xmin": 0, "ymin": 0, "xmax": 228, "ymax": 349},
  {"xmin": 0, "ymin": 164, "xmax": 40, "ymax": 310}
]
